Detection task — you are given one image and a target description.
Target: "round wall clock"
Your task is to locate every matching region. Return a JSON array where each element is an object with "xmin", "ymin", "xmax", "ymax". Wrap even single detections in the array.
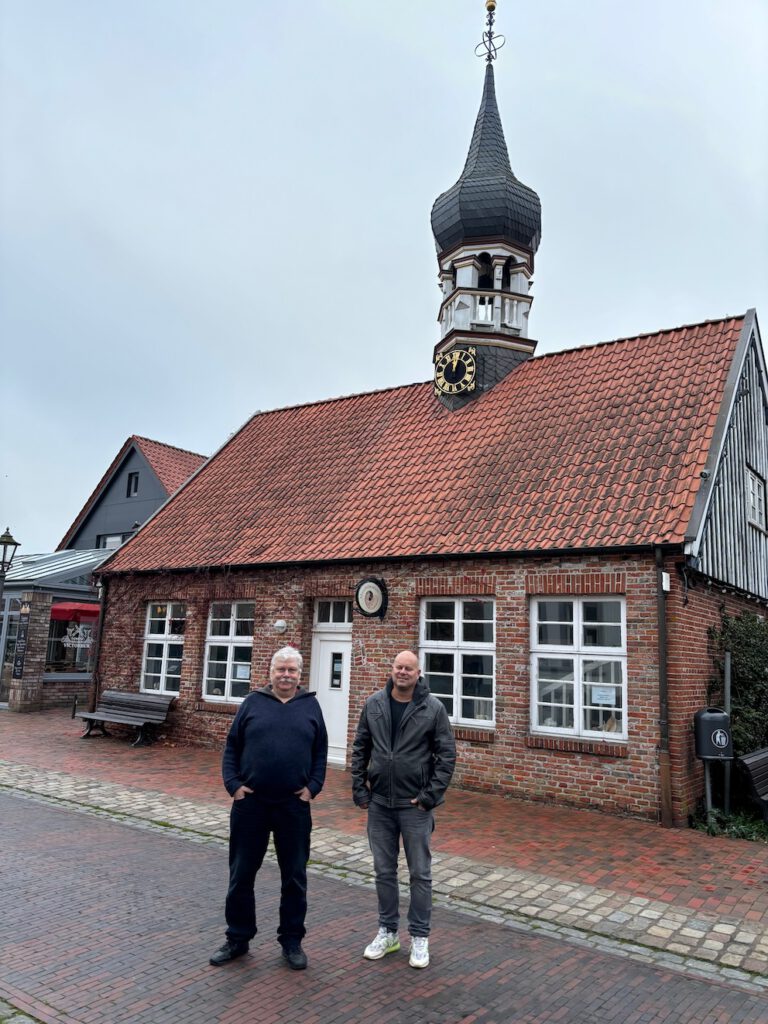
[
  {"xmin": 355, "ymin": 577, "xmax": 388, "ymax": 618},
  {"xmin": 434, "ymin": 346, "xmax": 477, "ymax": 395}
]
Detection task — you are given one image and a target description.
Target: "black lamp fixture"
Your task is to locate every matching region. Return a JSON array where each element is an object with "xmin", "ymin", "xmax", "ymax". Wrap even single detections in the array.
[
  {"xmin": 0, "ymin": 527, "xmax": 19, "ymax": 576},
  {"xmin": 0, "ymin": 526, "xmax": 20, "ymax": 612}
]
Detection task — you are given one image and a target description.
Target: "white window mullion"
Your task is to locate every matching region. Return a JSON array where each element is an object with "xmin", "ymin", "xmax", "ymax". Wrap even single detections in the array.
[
  {"xmin": 531, "ymin": 597, "xmax": 626, "ymax": 739},
  {"xmin": 421, "ymin": 597, "xmax": 495, "ymax": 726},
  {"xmin": 203, "ymin": 601, "xmax": 254, "ymax": 702},
  {"xmin": 141, "ymin": 601, "xmax": 186, "ymax": 695}
]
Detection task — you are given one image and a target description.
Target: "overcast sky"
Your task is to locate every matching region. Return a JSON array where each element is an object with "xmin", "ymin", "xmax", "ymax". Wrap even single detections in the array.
[{"xmin": 1, "ymin": 0, "xmax": 766, "ymax": 555}]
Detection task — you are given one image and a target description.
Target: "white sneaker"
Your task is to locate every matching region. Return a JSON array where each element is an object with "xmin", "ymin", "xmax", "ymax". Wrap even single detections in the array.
[
  {"xmin": 363, "ymin": 927, "xmax": 400, "ymax": 960},
  {"xmin": 409, "ymin": 936, "xmax": 429, "ymax": 969}
]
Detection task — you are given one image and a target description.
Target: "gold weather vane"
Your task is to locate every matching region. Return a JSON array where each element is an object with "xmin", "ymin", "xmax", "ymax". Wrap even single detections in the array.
[{"xmin": 475, "ymin": 0, "xmax": 506, "ymax": 63}]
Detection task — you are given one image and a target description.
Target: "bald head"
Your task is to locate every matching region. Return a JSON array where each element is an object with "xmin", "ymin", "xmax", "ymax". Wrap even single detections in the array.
[{"xmin": 391, "ymin": 650, "xmax": 420, "ymax": 702}]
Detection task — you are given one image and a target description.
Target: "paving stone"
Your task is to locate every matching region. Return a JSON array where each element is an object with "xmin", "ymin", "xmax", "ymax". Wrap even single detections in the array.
[{"xmin": 2, "ymin": 708, "xmax": 768, "ymax": 990}]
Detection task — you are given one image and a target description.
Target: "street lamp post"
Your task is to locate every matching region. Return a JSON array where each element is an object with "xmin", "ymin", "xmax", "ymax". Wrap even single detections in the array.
[
  {"xmin": 0, "ymin": 527, "xmax": 20, "ymax": 603},
  {"xmin": 0, "ymin": 528, "xmax": 20, "ymax": 700}
]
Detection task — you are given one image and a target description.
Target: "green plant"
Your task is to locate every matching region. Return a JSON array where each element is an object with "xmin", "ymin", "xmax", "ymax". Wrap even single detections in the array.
[
  {"xmin": 691, "ymin": 806, "xmax": 768, "ymax": 843},
  {"xmin": 708, "ymin": 611, "xmax": 768, "ymax": 756}
]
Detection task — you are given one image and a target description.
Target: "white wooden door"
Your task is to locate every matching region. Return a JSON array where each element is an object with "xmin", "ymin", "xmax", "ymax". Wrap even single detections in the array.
[{"xmin": 310, "ymin": 630, "xmax": 352, "ymax": 765}]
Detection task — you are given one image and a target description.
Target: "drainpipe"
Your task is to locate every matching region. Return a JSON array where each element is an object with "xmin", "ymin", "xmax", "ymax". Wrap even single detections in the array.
[
  {"xmin": 88, "ymin": 577, "xmax": 109, "ymax": 713},
  {"xmin": 655, "ymin": 547, "xmax": 674, "ymax": 827}
]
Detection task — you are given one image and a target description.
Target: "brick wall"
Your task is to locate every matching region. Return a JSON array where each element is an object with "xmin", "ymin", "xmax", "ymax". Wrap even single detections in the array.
[
  {"xmin": 96, "ymin": 551, "xmax": 747, "ymax": 824},
  {"xmin": 8, "ymin": 591, "xmax": 51, "ymax": 711},
  {"xmin": 663, "ymin": 563, "xmax": 756, "ymax": 824}
]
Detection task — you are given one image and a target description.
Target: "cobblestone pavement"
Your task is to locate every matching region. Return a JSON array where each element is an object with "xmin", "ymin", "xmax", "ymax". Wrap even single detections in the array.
[
  {"xmin": 2, "ymin": 793, "xmax": 768, "ymax": 1024},
  {"xmin": 1, "ymin": 709, "xmax": 768, "ymax": 1006}
]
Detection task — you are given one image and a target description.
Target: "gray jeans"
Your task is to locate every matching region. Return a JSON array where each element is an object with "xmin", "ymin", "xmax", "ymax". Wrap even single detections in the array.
[{"xmin": 367, "ymin": 802, "xmax": 435, "ymax": 938}]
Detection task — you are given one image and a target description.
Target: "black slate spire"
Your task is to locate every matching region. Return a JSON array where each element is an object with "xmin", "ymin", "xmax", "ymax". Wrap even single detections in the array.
[{"xmin": 430, "ymin": 62, "xmax": 541, "ymax": 257}]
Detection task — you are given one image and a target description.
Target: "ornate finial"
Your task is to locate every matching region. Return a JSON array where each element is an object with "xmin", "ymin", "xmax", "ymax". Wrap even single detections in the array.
[{"xmin": 475, "ymin": 0, "xmax": 505, "ymax": 63}]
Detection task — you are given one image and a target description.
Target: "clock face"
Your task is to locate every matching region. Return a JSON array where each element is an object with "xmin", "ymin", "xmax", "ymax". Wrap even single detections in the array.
[
  {"xmin": 355, "ymin": 578, "xmax": 388, "ymax": 618},
  {"xmin": 434, "ymin": 347, "xmax": 477, "ymax": 396}
]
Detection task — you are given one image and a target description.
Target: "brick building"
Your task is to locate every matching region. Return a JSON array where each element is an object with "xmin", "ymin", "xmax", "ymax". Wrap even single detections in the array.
[
  {"xmin": 1, "ymin": 436, "xmax": 204, "ymax": 711},
  {"xmin": 94, "ymin": 28, "xmax": 767, "ymax": 826}
]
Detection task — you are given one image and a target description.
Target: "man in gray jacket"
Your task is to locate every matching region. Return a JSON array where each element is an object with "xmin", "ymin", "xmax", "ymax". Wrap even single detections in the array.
[{"xmin": 351, "ymin": 650, "xmax": 456, "ymax": 969}]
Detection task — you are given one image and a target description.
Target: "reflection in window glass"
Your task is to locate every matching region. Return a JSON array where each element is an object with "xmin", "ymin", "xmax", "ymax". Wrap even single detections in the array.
[
  {"xmin": 141, "ymin": 602, "xmax": 186, "ymax": 694},
  {"xmin": 421, "ymin": 598, "xmax": 495, "ymax": 725},
  {"xmin": 531, "ymin": 597, "xmax": 626, "ymax": 738},
  {"xmin": 315, "ymin": 600, "xmax": 352, "ymax": 625},
  {"xmin": 203, "ymin": 602, "xmax": 254, "ymax": 701}
]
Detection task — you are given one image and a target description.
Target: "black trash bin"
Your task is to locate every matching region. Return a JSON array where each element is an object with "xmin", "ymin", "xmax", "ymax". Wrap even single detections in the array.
[{"xmin": 693, "ymin": 707, "xmax": 733, "ymax": 760}]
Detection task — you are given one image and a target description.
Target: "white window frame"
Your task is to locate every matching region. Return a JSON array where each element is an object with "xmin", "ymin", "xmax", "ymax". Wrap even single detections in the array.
[
  {"xmin": 314, "ymin": 599, "xmax": 353, "ymax": 627},
  {"xmin": 530, "ymin": 596, "xmax": 627, "ymax": 740},
  {"xmin": 126, "ymin": 471, "xmax": 139, "ymax": 497},
  {"xmin": 141, "ymin": 602, "xmax": 186, "ymax": 694},
  {"xmin": 747, "ymin": 467, "xmax": 766, "ymax": 530},
  {"xmin": 97, "ymin": 533, "xmax": 124, "ymax": 550},
  {"xmin": 202, "ymin": 601, "xmax": 255, "ymax": 702},
  {"xmin": 419, "ymin": 597, "xmax": 496, "ymax": 727}
]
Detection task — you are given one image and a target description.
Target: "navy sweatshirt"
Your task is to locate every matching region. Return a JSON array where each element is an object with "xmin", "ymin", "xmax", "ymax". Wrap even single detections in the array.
[{"xmin": 222, "ymin": 686, "xmax": 328, "ymax": 801}]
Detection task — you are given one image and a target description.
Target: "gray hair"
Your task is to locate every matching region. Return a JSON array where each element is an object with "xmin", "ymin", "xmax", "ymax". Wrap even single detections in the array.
[{"xmin": 270, "ymin": 646, "xmax": 303, "ymax": 673}]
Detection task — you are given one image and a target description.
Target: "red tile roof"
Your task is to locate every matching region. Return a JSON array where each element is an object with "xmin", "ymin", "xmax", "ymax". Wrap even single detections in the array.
[
  {"xmin": 57, "ymin": 436, "xmax": 206, "ymax": 550},
  {"xmin": 132, "ymin": 436, "xmax": 207, "ymax": 495},
  {"xmin": 101, "ymin": 316, "xmax": 745, "ymax": 573}
]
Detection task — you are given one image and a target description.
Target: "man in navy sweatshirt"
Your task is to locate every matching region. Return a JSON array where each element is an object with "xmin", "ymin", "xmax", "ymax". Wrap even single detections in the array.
[{"xmin": 209, "ymin": 646, "xmax": 328, "ymax": 970}]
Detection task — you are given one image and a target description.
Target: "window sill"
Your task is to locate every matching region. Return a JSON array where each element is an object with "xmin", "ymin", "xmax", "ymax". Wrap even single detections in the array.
[
  {"xmin": 454, "ymin": 726, "xmax": 495, "ymax": 744},
  {"xmin": 43, "ymin": 672, "xmax": 93, "ymax": 682},
  {"xmin": 526, "ymin": 734, "xmax": 628, "ymax": 758},
  {"xmin": 195, "ymin": 699, "xmax": 241, "ymax": 715}
]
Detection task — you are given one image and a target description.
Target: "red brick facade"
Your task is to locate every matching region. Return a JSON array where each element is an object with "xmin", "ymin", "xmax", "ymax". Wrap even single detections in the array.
[{"xmin": 97, "ymin": 550, "xmax": 752, "ymax": 826}]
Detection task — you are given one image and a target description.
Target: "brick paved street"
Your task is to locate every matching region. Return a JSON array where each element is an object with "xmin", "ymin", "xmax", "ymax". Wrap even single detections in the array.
[
  {"xmin": 1, "ymin": 708, "xmax": 768, "ymax": 1021},
  {"xmin": 2, "ymin": 793, "xmax": 767, "ymax": 1024}
]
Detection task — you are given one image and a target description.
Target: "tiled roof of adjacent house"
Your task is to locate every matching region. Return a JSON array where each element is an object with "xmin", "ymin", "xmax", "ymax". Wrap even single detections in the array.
[
  {"xmin": 101, "ymin": 315, "xmax": 746, "ymax": 574},
  {"xmin": 132, "ymin": 436, "xmax": 207, "ymax": 495},
  {"xmin": 57, "ymin": 436, "xmax": 206, "ymax": 550}
]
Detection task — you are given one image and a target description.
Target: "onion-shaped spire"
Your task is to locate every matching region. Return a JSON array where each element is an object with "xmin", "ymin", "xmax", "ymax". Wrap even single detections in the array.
[{"xmin": 430, "ymin": 61, "xmax": 541, "ymax": 257}]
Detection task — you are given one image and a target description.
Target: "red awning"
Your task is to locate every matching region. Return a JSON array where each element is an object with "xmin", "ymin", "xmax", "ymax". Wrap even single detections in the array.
[{"xmin": 50, "ymin": 602, "xmax": 101, "ymax": 621}]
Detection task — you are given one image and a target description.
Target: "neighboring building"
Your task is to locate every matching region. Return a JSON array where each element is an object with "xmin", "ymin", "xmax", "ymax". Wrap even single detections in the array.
[
  {"xmin": 58, "ymin": 435, "xmax": 207, "ymax": 552},
  {"xmin": 0, "ymin": 550, "xmax": 110, "ymax": 708},
  {"xmin": 91, "ymin": 21, "xmax": 767, "ymax": 826},
  {"xmin": 1, "ymin": 437, "xmax": 205, "ymax": 710}
]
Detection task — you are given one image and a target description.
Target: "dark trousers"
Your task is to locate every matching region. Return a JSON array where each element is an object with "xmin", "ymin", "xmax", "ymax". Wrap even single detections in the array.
[{"xmin": 224, "ymin": 795, "xmax": 311, "ymax": 948}]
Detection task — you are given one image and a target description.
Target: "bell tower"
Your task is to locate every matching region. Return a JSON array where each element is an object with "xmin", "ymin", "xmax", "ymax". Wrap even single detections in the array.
[{"xmin": 430, "ymin": 1, "xmax": 541, "ymax": 404}]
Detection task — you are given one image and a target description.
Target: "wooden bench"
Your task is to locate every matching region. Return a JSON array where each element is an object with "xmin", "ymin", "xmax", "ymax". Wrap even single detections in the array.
[
  {"xmin": 72, "ymin": 689, "xmax": 176, "ymax": 747},
  {"xmin": 737, "ymin": 747, "xmax": 768, "ymax": 823}
]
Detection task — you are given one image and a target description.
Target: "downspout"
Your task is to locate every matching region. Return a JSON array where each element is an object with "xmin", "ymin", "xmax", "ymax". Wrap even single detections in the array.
[
  {"xmin": 88, "ymin": 576, "xmax": 109, "ymax": 713},
  {"xmin": 655, "ymin": 547, "xmax": 674, "ymax": 827}
]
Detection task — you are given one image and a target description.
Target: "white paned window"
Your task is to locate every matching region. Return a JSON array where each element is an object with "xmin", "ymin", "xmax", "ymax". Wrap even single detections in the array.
[
  {"xmin": 141, "ymin": 602, "xmax": 186, "ymax": 694},
  {"xmin": 530, "ymin": 597, "xmax": 626, "ymax": 739},
  {"xmin": 203, "ymin": 601, "xmax": 255, "ymax": 701},
  {"xmin": 315, "ymin": 600, "xmax": 353, "ymax": 626},
  {"xmin": 747, "ymin": 468, "xmax": 766, "ymax": 530},
  {"xmin": 420, "ymin": 598, "xmax": 495, "ymax": 725}
]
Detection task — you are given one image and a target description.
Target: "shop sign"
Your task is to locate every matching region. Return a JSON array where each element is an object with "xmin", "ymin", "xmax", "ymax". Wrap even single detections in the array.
[
  {"xmin": 62, "ymin": 624, "xmax": 94, "ymax": 650},
  {"xmin": 12, "ymin": 601, "xmax": 31, "ymax": 679}
]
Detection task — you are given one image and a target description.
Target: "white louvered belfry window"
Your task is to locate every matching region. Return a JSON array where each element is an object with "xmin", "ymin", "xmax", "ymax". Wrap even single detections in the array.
[
  {"xmin": 141, "ymin": 602, "xmax": 186, "ymax": 694},
  {"xmin": 420, "ymin": 598, "xmax": 495, "ymax": 725},
  {"xmin": 203, "ymin": 602, "xmax": 255, "ymax": 701},
  {"xmin": 530, "ymin": 597, "xmax": 627, "ymax": 739}
]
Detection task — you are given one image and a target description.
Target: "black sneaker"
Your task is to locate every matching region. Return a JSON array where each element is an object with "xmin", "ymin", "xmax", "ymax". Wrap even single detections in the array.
[
  {"xmin": 209, "ymin": 940, "xmax": 249, "ymax": 966},
  {"xmin": 281, "ymin": 944, "xmax": 308, "ymax": 970}
]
